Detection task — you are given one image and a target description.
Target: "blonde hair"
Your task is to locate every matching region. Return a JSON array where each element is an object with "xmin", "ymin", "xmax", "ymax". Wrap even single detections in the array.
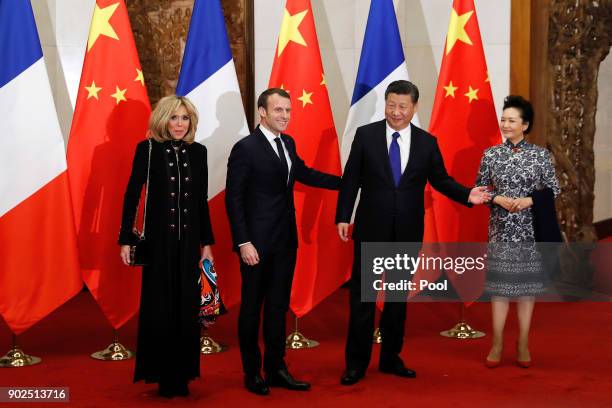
[{"xmin": 148, "ymin": 95, "xmax": 199, "ymax": 144}]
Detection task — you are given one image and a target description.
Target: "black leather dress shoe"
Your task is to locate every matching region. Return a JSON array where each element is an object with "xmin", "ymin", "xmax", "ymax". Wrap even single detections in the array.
[
  {"xmin": 266, "ymin": 368, "xmax": 311, "ymax": 391},
  {"xmin": 174, "ymin": 383, "xmax": 189, "ymax": 397},
  {"xmin": 158, "ymin": 380, "xmax": 189, "ymax": 398},
  {"xmin": 340, "ymin": 369, "xmax": 364, "ymax": 386},
  {"xmin": 158, "ymin": 383, "xmax": 175, "ymax": 399},
  {"xmin": 379, "ymin": 363, "xmax": 416, "ymax": 378},
  {"xmin": 244, "ymin": 374, "xmax": 270, "ymax": 395}
]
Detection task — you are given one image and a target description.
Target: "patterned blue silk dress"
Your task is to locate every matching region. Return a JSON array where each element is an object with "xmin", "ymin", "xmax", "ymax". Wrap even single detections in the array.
[{"xmin": 476, "ymin": 139, "xmax": 560, "ymax": 297}]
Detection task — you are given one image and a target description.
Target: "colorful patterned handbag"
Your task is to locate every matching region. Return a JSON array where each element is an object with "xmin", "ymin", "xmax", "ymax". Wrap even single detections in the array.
[{"xmin": 198, "ymin": 259, "xmax": 226, "ymax": 327}]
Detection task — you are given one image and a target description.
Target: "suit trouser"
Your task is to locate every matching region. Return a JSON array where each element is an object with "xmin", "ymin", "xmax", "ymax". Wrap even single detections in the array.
[
  {"xmin": 238, "ymin": 243, "xmax": 297, "ymax": 376},
  {"xmin": 345, "ymin": 241, "xmax": 408, "ymax": 372}
]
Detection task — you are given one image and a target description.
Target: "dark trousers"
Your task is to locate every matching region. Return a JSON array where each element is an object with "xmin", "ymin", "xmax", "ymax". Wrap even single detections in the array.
[
  {"xmin": 238, "ymin": 244, "xmax": 297, "ymax": 376},
  {"xmin": 345, "ymin": 242, "xmax": 408, "ymax": 372}
]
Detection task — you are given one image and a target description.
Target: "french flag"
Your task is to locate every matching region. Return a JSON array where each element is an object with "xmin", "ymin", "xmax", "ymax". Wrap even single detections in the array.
[
  {"xmin": 177, "ymin": 0, "xmax": 249, "ymax": 306},
  {"xmin": 0, "ymin": 0, "xmax": 81, "ymax": 334},
  {"xmin": 341, "ymin": 0, "xmax": 419, "ymax": 168}
]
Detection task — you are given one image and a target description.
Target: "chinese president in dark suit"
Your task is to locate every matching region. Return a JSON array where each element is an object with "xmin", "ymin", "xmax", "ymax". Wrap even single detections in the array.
[
  {"xmin": 335, "ymin": 80, "xmax": 490, "ymax": 385},
  {"xmin": 226, "ymin": 88, "xmax": 341, "ymax": 396}
]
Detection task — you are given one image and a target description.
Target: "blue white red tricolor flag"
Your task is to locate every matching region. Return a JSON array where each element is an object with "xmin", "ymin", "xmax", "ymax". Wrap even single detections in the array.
[
  {"xmin": 0, "ymin": 0, "xmax": 81, "ymax": 334},
  {"xmin": 177, "ymin": 0, "xmax": 249, "ymax": 306},
  {"xmin": 341, "ymin": 0, "xmax": 419, "ymax": 168}
]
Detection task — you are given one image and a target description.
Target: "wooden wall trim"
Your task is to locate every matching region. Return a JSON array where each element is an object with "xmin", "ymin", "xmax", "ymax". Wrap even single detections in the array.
[
  {"xmin": 528, "ymin": 0, "xmax": 550, "ymax": 147},
  {"xmin": 509, "ymin": 0, "xmax": 549, "ymax": 145},
  {"xmin": 510, "ymin": 0, "xmax": 531, "ymax": 98}
]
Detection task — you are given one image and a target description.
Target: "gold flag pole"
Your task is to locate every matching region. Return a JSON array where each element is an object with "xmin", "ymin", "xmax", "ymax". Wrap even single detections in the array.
[
  {"xmin": 440, "ymin": 304, "xmax": 485, "ymax": 339},
  {"xmin": 200, "ymin": 328, "xmax": 227, "ymax": 354},
  {"xmin": 0, "ymin": 334, "xmax": 41, "ymax": 367},
  {"xmin": 286, "ymin": 314, "xmax": 319, "ymax": 349},
  {"xmin": 91, "ymin": 329, "xmax": 133, "ymax": 360}
]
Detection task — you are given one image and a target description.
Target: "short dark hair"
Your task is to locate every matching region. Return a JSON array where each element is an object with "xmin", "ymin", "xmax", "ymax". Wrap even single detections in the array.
[
  {"xmin": 503, "ymin": 95, "xmax": 534, "ymax": 134},
  {"xmin": 257, "ymin": 88, "xmax": 291, "ymax": 110},
  {"xmin": 385, "ymin": 80, "xmax": 419, "ymax": 103}
]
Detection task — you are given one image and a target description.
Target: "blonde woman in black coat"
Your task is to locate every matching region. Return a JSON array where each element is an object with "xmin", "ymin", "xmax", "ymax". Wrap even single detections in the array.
[{"xmin": 119, "ymin": 95, "xmax": 214, "ymax": 398}]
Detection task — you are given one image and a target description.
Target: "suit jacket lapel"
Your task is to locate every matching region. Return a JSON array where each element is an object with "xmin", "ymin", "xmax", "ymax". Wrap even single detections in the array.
[
  {"xmin": 398, "ymin": 122, "xmax": 419, "ymax": 186},
  {"xmin": 376, "ymin": 121, "xmax": 395, "ymax": 187},
  {"xmin": 280, "ymin": 134, "xmax": 295, "ymax": 184},
  {"xmin": 255, "ymin": 126, "xmax": 286, "ymax": 175}
]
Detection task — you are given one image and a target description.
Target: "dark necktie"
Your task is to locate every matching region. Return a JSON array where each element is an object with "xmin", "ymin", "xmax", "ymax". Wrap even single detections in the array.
[
  {"xmin": 389, "ymin": 132, "xmax": 401, "ymax": 186},
  {"xmin": 274, "ymin": 137, "xmax": 289, "ymax": 180}
]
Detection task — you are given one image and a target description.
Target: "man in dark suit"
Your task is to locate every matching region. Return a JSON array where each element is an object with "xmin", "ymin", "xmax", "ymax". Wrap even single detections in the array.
[
  {"xmin": 336, "ymin": 80, "xmax": 490, "ymax": 385},
  {"xmin": 226, "ymin": 88, "xmax": 341, "ymax": 396}
]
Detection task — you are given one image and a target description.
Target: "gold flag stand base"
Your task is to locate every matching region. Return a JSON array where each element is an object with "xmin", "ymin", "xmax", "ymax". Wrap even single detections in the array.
[
  {"xmin": 440, "ymin": 305, "xmax": 485, "ymax": 339},
  {"xmin": 373, "ymin": 327, "xmax": 382, "ymax": 344},
  {"xmin": 0, "ymin": 335, "xmax": 41, "ymax": 367},
  {"xmin": 91, "ymin": 342, "xmax": 134, "ymax": 360},
  {"xmin": 91, "ymin": 330, "xmax": 133, "ymax": 360},
  {"xmin": 200, "ymin": 334, "xmax": 227, "ymax": 354},
  {"xmin": 286, "ymin": 316, "xmax": 319, "ymax": 349},
  {"xmin": 440, "ymin": 321, "xmax": 485, "ymax": 339},
  {"xmin": 0, "ymin": 348, "xmax": 41, "ymax": 367},
  {"xmin": 286, "ymin": 330, "xmax": 320, "ymax": 349}
]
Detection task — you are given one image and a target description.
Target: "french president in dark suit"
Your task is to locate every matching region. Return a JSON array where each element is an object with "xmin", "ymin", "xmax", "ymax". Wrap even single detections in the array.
[
  {"xmin": 226, "ymin": 88, "xmax": 341, "ymax": 396},
  {"xmin": 335, "ymin": 80, "xmax": 490, "ymax": 385}
]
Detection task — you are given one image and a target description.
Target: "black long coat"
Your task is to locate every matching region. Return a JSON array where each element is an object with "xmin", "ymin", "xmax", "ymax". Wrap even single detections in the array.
[{"xmin": 119, "ymin": 139, "xmax": 214, "ymax": 383}]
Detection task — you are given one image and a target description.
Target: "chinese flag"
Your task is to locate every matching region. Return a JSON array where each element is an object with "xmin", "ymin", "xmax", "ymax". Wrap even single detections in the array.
[
  {"xmin": 268, "ymin": 0, "xmax": 351, "ymax": 316},
  {"xmin": 67, "ymin": 0, "xmax": 151, "ymax": 329},
  {"xmin": 418, "ymin": 0, "xmax": 500, "ymax": 300}
]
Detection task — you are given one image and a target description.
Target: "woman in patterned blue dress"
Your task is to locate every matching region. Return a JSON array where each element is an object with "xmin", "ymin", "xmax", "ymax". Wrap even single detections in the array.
[{"xmin": 476, "ymin": 96, "xmax": 560, "ymax": 368}]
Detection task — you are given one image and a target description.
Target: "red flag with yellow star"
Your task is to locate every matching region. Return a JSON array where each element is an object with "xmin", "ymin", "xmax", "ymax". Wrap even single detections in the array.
[
  {"xmin": 67, "ymin": 0, "xmax": 151, "ymax": 329},
  {"xmin": 268, "ymin": 0, "xmax": 351, "ymax": 316},
  {"xmin": 419, "ymin": 0, "xmax": 500, "ymax": 299}
]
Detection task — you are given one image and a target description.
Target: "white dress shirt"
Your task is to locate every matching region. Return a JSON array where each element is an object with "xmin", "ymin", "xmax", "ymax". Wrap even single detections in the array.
[
  {"xmin": 260, "ymin": 124, "xmax": 292, "ymax": 174},
  {"xmin": 385, "ymin": 122, "xmax": 411, "ymax": 174}
]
